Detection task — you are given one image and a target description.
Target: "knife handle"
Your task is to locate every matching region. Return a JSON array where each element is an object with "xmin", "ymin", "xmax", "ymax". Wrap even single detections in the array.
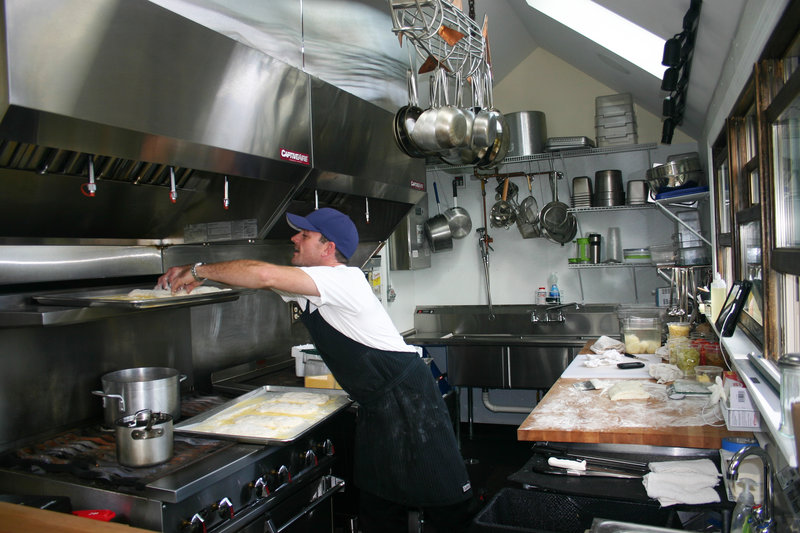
[{"xmin": 617, "ymin": 362, "xmax": 645, "ymax": 369}]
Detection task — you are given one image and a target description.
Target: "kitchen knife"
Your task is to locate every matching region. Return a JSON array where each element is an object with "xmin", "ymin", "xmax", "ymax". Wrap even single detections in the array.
[
  {"xmin": 544, "ymin": 457, "xmax": 642, "ymax": 478},
  {"xmin": 624, "ymin": 353, "xmax": 647, "ymax": 361}
]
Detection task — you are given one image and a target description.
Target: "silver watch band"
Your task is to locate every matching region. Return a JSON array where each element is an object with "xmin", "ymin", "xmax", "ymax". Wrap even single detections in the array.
[{"xmin": 191, "ymin": 262, "xmax": 206, "ymax": 282}]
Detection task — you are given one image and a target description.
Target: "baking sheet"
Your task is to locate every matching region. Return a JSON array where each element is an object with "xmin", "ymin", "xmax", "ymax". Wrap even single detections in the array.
[
  {"xmin": 33, "ymin": 285, "xmax": 242, "ymax": 309},
  {"xmin": 174, "ymin": 386, "xmax": 352, "ymax": 445}
]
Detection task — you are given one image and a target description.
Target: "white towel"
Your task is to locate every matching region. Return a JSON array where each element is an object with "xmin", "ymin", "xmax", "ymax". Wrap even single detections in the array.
[
  {"xmin": 643, "ymin": 459, "xmax": 721, "ymax": 506},
  {"xmin": 583, "ymin": 349, "xmax": 627, "ymax": 367}
]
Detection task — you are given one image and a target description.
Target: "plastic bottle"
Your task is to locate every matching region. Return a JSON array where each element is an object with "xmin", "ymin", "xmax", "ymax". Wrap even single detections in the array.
[
  {"xmin": 548, "ymin": 272, "xmax": 561, "ymax": 304},
  {"xmin": 536, "ymin": 287, "xmax": 547, "ymax": 305},
  {"xmin": 710, "ymin": 273, "xmax": 727, "ymax": 322},
  {"xmin": 730, "ymin": 478, "xmax": 755, "ymax": 533}
]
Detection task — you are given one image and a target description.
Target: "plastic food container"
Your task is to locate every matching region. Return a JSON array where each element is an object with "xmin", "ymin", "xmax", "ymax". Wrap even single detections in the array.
[
  {"xmin": 623, "ymin": 247, "xmax": 651, "ymax": 263},
  {"xmin": 622, "ymin": 317, "xmax": 661, "ymax": 354},
  {"xmin": 667, "ymin": 321, "xmax": 691, "ymax": 337},
  {"xmin": 695, "ymin": 365, "xmax": 723, "ymax": 384}
]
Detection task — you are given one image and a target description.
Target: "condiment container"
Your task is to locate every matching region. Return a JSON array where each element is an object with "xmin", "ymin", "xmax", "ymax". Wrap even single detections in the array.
[
  {"xmin": 695, "ymin": 365, "xmax": 723, "ymax": 384},
  {"xmin": 588, "ymin": 233, "xmax": 601, "ymax": 263},
  {"xmin": 778, "ymin": 353, "xmax": 800, "ymax": 436},
  {"xmin": 623, "ymin": 247, "xmax": 651, "ymax": 264},
  {"xmin": 676, "ymin": 343, "xmax": 700, "ymax": 377},
  {"xmin": 622, "ymin": 317, "xmax": 660, "ymax": 354},
  {"xmin": 667, "ymin": 321, "xmax": 691, "ymax": 337}
]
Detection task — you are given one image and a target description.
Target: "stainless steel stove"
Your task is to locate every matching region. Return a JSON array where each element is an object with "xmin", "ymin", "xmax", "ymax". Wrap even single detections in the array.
[{"xmin": 0, "ymin": 394, "xmax": 354, "ymax": 532}]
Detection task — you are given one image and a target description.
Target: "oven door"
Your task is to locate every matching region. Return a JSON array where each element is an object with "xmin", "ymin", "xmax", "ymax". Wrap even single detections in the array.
[{"xmin": 220, "ymin": 475, "xmax": 344, "ymax": 533}]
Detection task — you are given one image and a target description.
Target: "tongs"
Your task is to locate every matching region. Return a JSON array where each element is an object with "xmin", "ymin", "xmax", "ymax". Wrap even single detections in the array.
[
  {"xmin": 544, "ymin": 457, "xmax": 643, "ymax": 479},
  {"xmin": 531, "ymin": 442, "xmax": 649, "ymax": 473}
]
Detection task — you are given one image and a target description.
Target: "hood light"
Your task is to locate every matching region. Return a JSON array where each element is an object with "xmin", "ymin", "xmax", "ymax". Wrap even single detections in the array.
[{"xmin": 169, "ymin": 167, "xmax": 177, "ymax": 203}]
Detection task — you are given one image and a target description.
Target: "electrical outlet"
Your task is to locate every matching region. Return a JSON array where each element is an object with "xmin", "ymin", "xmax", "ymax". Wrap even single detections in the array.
[
  {"xmin": 454, "ymin": 175, "xmax": 464, "ymax": 187},
  {"xmin": 289, "ymin": 302, "xmax": 302, "ymax": 323}
]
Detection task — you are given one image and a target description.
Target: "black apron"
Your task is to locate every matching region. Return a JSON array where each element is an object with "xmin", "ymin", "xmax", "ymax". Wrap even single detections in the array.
[{"xmin": 300, "ymin": 304, "xmax": 472, "ymax": 507}]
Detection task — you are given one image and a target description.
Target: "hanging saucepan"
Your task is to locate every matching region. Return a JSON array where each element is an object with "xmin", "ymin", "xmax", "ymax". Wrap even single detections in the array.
[
  {"xmin": 440, "ymin": 72, "xmax": 479, "ymax": 166},
  {"xmin": 411, "ymin": 69, "xmax": 469, "ymax": 153},
  {"xmin": 476, "ymin": 70, "xmax": 510, "ymax": 169},
  {"xmin": 424, "ymin": 181, "xmax": 453, "ymax": 252},
  {"xmin": 444, "ymin": 178, "xmax": 472, "ymax": 238},
  {"xmin": 393, "ymin": 68, "xmax": 426, "ymax": 158}
]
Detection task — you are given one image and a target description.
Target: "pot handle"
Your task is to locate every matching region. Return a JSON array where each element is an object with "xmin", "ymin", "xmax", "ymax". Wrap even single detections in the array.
[
  {"xmin": 91, "ymin": 390, "xmax": 126, "ymax": 412},
  {"xmin": 179, "ymin": 374, "xmax": 188, "ymax": 383}
]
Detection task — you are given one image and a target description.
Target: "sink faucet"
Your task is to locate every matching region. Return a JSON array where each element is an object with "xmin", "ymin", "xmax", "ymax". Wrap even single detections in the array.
[
  {"xmin": 727, "ymin": 446, "xmax": 774, "ymax": 532},
  {"xmin": 545, "ymin": 302, "xmax": 581, "ymax": 311}
]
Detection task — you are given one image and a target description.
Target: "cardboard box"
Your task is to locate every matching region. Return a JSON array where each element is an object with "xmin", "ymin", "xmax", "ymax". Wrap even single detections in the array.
[
  {"xmin": 304, "ymin": 374, "xmax": 342, "ymax": 390},
  {"xmin": 724, "ymin": 374, "xmax": 755, "ymax": 410}
]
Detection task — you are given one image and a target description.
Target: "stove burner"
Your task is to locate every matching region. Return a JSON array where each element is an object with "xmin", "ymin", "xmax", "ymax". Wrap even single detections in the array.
[{"xmin": 1, "ymin": 395, "xmax": 235, "ymax": 493}]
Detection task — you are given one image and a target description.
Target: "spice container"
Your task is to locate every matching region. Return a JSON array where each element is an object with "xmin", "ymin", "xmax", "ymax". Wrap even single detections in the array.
[
  {"xmin": 667, "ymin": 336, "xmax": 689, "ymax": 365},
  {"xmin": 703, "ymin": 343, "xmax": 723, "ymax": 367}
]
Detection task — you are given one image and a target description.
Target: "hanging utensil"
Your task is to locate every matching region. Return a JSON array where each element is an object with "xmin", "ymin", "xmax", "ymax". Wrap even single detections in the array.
[
  {"xmin": 516, "ymin": 174, "xmax": 540, "ymax": 239},
  {"xmin": 444, "ymin": 178, "xmax": 472, "ymax": 238},
  {"xmin": 539, "ymin": 171, "xmax": 571, "ymax": 239},
  {"xmin": 490, "ymin": 178, "xmax": 516, "ymax": 229},
  {"xmin": 424, "ymin": 181, "xmax": 453, "ymax": 252}
]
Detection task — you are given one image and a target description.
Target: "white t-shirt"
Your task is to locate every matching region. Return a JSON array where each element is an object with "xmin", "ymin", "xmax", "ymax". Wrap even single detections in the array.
[{"xmin": 276, "ymin": 265, "xmax": 412, "ymax": 353}]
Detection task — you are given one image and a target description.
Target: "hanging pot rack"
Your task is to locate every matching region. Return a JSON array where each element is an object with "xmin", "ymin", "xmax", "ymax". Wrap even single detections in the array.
[{"xmin": 389, "ymin": 0, "xmax": 487, "ymax": 79}]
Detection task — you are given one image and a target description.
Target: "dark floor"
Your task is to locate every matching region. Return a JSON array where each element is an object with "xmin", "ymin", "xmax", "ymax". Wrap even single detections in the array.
[{"xmin": 458, "ymin": 422, "xmax": 535, "ymax": 507}]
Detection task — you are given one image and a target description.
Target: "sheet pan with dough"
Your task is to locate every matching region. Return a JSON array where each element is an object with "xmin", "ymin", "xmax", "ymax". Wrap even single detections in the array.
[{"xmin": 174, "ymin": 385, "xmax": 352, "ymax": 444}]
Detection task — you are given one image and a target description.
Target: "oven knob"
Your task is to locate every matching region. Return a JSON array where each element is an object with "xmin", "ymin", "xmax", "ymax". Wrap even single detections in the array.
[
  {"xmin": 316, "ymin": 438, "xmax": 335, "ymax": 456},
  {"xmin": 303, "ymin": 449, "xmax": 318, "ymax": 468},
  {"xmin": 180, "ymin": 513, "xmax": 207, "ymax": 533},
  {"xmin": 271, "ymin": 464, "xmax": 291, "ymax": 489},
  {"xmin": 251, "ymin": 476, "xmax": 270, "ymax": 498},
  {"xmin": 216, "ymin": 497, "xmax": 235, "ymax": 520}
]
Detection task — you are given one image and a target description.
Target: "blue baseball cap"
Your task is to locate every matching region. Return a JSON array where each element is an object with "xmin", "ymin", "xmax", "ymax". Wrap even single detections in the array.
[{"xmin": 286, "ymin": 207, "xmax": 359, "ymax": 259}]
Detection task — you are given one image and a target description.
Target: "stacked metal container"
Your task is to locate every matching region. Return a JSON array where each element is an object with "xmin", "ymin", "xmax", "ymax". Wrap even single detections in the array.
[{"xmin": 595, "ymin": 93, "xmax": 638, "ymax": 147}]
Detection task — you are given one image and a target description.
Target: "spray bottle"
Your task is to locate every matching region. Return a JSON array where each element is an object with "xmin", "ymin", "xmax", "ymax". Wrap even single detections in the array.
[
  {"xmin": 710, "ymin": 273, "xmax": 727, "ymax": 322},
  {"xmin": 730, "ymin": 478, "xmax": 755, "ymax": 533}
]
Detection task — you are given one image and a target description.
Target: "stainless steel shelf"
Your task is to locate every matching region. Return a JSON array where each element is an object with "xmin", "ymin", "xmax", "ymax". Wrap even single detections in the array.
[
  {"xmin": 568, "ymin": 262, "xmax": 656, "ymax": 269},
  {"xmin": 425, "ymin": 143, "xmax": 659, "ymax": 172},
  {"xmin": 568, "ymin": 204, "xmax": 654, "ymax": 214}
]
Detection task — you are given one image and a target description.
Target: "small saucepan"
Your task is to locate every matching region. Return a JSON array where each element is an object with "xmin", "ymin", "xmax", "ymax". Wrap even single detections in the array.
[
  {"xmin": 444, "ymin": 178, "xmax": 472, "ymax": 238},
  {"xmin": 115, "ymin": 409, "xmax": 173, "ymax": 467},
  {"xmin": 424, "ymin": 182, "xmax": 453, "ymax": 252}
]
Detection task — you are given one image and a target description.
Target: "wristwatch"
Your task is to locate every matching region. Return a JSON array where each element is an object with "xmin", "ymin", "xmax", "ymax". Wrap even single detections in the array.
[{"xmin": 191, "ymin": 262, "xmax": 206, "ymax": 282}]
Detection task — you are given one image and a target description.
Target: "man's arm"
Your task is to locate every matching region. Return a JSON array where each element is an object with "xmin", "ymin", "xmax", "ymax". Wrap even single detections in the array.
[{"xmin": 156, "ymin": 259, "xmax": 320, "ymax": 297}]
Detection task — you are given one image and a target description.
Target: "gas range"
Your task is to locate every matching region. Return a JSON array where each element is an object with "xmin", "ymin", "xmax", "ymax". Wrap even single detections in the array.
[{"xmin": 0, "ymin": 393, "xmax": 354, "ymax": 532}]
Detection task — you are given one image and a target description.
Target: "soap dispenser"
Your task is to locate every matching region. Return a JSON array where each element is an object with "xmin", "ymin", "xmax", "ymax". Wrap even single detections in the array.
[{"xmin": 730, "ymin": 478, "xmax": 755, "ymax": 533}]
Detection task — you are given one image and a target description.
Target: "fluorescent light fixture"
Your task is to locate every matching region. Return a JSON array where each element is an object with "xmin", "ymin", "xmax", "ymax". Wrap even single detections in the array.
[{"xmin": 525, "ymin": 0, "xmax": 666, "ymax": 79}]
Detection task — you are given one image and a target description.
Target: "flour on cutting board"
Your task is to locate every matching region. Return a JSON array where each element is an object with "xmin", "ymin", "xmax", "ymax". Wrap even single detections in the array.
[{"xmin": 520, "ymin": 380, "xmax": 719, "ymax": 431}]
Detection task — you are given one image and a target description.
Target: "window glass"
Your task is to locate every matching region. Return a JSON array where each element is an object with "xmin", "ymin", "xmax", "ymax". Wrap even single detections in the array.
[
  {"xmin": 772, "ymin": 91, "xmax": 800, "ymax": 247},
  {"xmin": 779, "ymin": 273, "xmax": 800, "ymax": 354},
  {"xmin": 740, "ymin": 220, "xmax": 763, "ymax": 281},
  {"xmin": 716, "ymin": 158, "xmax": 731, "ymax": 233},
  {"xmin": 750, "ymin": 168, "xmax": 761, "ymax": 204},
  {"xmin": 746, "ymin": 107, "xmax": 759, "ymax": 161}
]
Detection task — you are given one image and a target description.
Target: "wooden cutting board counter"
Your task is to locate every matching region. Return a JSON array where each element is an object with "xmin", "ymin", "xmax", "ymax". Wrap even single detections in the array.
[{"xmin": 517, "ymin": 341, "xmax": 754, "ymax": 449}]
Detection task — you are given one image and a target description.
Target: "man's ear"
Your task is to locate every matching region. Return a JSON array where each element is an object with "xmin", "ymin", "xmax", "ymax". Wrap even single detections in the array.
[{"xmin": 322, "ymin": 240, "xmax": 337, "ymax": 257}]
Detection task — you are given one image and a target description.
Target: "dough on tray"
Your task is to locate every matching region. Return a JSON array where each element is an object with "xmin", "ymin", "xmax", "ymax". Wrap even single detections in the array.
[{"xmin": 607, "ymin": 381, "xmax": 650, "ymax": 401}]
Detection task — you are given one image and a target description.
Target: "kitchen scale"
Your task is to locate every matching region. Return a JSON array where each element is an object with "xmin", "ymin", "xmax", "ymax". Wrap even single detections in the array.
[{"xmin": 666, "ymin": 379, "xmax": 712, "ymax": 400}]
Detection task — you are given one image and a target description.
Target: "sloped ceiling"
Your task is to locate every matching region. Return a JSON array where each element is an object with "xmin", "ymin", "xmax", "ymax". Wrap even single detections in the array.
[{"xmin": 475, "ymin": 0, "xmax": 748, "ymax": 140}]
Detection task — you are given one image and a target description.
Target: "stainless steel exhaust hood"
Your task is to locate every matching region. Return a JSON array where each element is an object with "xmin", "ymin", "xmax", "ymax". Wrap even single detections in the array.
[{"xmin": 0, "ymin": 0, "xmax": 423, "ymax": 252}]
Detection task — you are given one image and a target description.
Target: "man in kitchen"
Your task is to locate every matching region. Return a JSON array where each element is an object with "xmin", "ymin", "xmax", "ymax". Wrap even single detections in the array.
[{"xmin": 157, "ymin": 207, "xmax": 475, "ymax": 532}]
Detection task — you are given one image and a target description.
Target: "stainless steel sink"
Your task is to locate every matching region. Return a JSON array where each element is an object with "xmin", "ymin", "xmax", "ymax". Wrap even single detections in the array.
[{"xmin": 591, "ymin": 519, "xmax": 686, "ymax": 532}]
